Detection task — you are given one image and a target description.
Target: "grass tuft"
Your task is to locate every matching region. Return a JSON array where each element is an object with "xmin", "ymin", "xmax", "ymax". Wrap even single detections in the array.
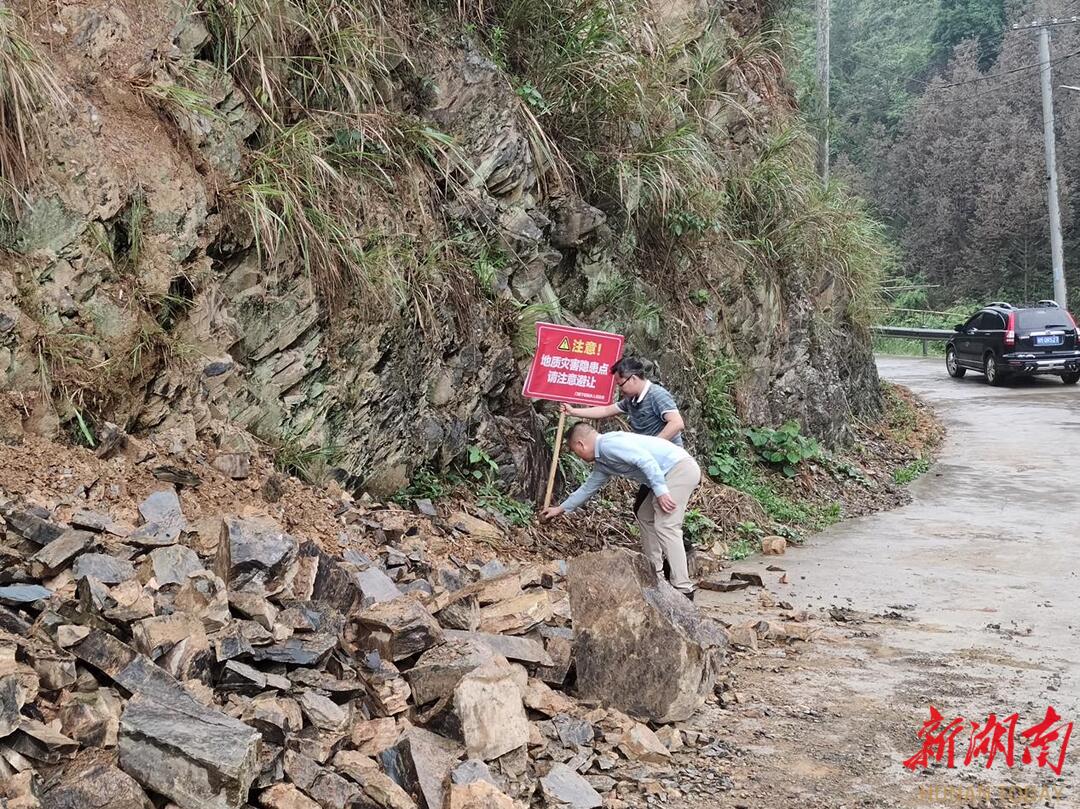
[{"xmin": 0, "ymin": 7, "xmax": 68, "ymax": 208}]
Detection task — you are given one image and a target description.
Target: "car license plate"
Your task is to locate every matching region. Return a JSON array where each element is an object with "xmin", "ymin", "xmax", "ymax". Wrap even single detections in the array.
[{"xmin": 1035, "ymin": 335, "xmax": 1063, "ymax": 346}]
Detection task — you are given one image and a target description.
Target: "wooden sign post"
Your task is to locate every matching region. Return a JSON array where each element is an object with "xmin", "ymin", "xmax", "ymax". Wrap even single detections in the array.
[{"xmin": 543, "ymin": 411, "xmax": 567, "ymax": 509}]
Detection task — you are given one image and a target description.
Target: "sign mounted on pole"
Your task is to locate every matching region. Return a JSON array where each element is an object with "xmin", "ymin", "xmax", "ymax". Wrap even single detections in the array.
[
  {"xmin": 523, "ymin": 323, "xmax": 625, "ymax": 509},
  {"xmin": 521, "ymin": 323, "xmax": 625, "ymax": 406}
]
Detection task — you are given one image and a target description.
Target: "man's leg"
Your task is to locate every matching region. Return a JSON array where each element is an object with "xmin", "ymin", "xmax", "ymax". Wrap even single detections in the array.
[
  {"xmin": 654, "ymin": 458, "xmax": 701, "ymax": 595},
  {"xmin": 634, "ymin": 493, "xmax": 665, "ymax": 577},
  {"xmin": 635, "ymin": 483, "xmax": 671, "ymax": 580}
]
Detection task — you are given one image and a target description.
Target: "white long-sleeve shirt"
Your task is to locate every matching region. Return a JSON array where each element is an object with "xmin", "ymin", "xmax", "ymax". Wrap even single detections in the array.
[{"xmin": 561, "ymin": 431, "xmax": 693, "ymax": 513}]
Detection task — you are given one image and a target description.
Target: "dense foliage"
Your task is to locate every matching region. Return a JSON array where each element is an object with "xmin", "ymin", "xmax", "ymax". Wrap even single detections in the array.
[{"xmin": 784, "ymin": 0, "xmax": 1080, "ymax": 312}]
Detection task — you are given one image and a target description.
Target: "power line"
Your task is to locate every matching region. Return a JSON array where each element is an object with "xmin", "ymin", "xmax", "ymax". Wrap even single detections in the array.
[
  {"xmin": 944, "ymin": 50, "xmax": 1080, "ymax": 102},
  {"xmin": 931, "ymin": 46, "xmax": 1080, "ymax": 90}
]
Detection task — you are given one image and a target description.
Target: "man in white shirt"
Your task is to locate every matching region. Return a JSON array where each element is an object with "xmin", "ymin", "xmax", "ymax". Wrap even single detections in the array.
[{"xmin": 540, "ymin": 424, "xmax": 701, "ymax": 599}]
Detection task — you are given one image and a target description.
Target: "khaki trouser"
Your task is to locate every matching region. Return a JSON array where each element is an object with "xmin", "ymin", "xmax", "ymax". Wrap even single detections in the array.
[{"xmin": 635, "ymin": 457, "xmax": 701, "ymax": 594}]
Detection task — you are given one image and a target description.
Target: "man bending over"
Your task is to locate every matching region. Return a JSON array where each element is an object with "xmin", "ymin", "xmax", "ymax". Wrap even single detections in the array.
[{"xmin": 540, "ymin": 423, "xmax": 701, "ymax": 600}]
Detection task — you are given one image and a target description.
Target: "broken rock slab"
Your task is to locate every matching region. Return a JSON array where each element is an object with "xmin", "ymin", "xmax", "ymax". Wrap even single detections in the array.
[
  {"xmin": 568, "ymin": 549, "xmax": 727, "ymax": 723},
  {"xmin": 299, "ymin": 691, "xmax": 349, "ymax": 733},
  {"xmin": 351, "ymin": 717, "xmax": 399, "ymax": 757},
  {"xmin": 138, "ymin": 489, "xmax": 187, "ymax": 535},
  {"xmin": 0, "ymin": 770, "xmax": 41, "ymax": 808},
  {"xmin": 174, "ymin": 572, "xmax": 231, "ymax": 632},
  {"xmin": 40, "ymin": 763, "xmax": 152, "ymax": 809},
  {"xmin": 448, "ymin": 781, "xmax": 525, "ymax": 809},
  {"xmin": 442, "ymin": 630, "xmax": 553, "ymax": 668},
  {"xmin": 354, "ymin": 566, "xmax": 404, "ymax": 607},
  {"xmin": 28, "ymin": 530, "xmax": 93, "ymax": 578},
  {"xmin": 118, "ymin": 690, "xmax": 261, "ymax": 809},
  {"xmin": 149, "ymin": 545, "xmax": 205, "ymax": 586},
  {"xmin": 71, "ymin": 553, "xmax": 135, "ymax": 585},
  {"xmin": 539, "ymin": 763, "xmax": 602, "ymax": 809},
  {"xmin": 0, "ymin": 584, "xmax": 52, "ymax": 605},
  {"xmin": 250, "ymin": 612, "xmax": 343, "ymax": 667},
  {"xmin": 132, "ymin": 613, "xmax": 207, "ymax": 660},
  {"xmin": 379, "ymin": 726, "xmax": 462, "ymax": 809},
  {"xmin": 354, "ymin": 599, "xmax": 444, "ymax": 662},
  {"xmin": 618, "ymin": 723, "xmax": 670, "ymax": 764},
  {"xmin": 332, "ymin": 751, "xmax": 416, "ymax": 809},
  {"xmin": 357, "ymin": 654, "xmax": 412, "ymax": 717},
  {"xmin": 453, "ymin": 656, "xmax": 529, "ymax": 762},
  {"xmin": 0, "ymin": 676, "xmax": 26, "ymax": 736},
  {"xmin": 522, "ymin": 679, "xmax": 578, "ymax": 718},
  {"xmin": 403, "ymin": 638, "xmax": 495, "ymax": 707},
  {"xmin": 58, "ymin": 689, "xmax": 121, "ymax": 748},
  {"xmin": 306, "ymin": 767, "xmax": 360, "ymax": 808},
  {"xmin": 258, "ymin": 784, "xmax": 320, "ymax": 809},
  {"xmin": 477, "ymin": 591, "xmax": 552, "ymax": 635},
  {"xmin": 289, "ymin": 542, "xmax": 359, "ymax": 613},
  {"xmin": 217, "ymin": 516, "xmax": 298, "ymax": 596},
  {"xmin": 9, "ymin": 718, "xmax": 78, "ymax": 763}
]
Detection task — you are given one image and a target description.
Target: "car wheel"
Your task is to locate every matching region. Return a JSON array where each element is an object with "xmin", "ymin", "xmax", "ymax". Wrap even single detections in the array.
[
  {"xmin": 1063, "ymin": 372, "xmax": 1080, "ymax": 385},
  {"xmin": 946, "ymin": 347, "xmax": 966, "ymax": 378},
  {"xmin": 985, "ymin": 352, "xmax": 1006, "ymax": 386}
]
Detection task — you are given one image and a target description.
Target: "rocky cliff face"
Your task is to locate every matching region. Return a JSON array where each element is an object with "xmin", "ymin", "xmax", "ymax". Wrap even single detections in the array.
[{"xmin": 0, "ymin": 0, "xmax": 880, "ymax": 497}]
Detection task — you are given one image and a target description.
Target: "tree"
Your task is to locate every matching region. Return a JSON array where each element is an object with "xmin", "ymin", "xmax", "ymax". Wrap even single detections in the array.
[{"xmin": 931, "ymin": 0, "xmax": 1007, "ymax": 69}]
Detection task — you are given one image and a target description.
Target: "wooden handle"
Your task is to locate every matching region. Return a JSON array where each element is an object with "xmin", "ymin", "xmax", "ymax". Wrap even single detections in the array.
[{"xmin": 543, "ymin": 411, "xmax": 567, "ymax": 510}]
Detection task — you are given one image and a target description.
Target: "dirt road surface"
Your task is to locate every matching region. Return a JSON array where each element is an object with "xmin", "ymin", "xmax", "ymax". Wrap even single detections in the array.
[{"xmin": 687, "ymin": 356, "xmax": 1079, "ymax": 809}]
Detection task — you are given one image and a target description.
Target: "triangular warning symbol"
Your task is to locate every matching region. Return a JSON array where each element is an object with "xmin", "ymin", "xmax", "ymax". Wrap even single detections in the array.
[{"xmin": 557, "ymin": 337, "xmax": 571, "ymax": 351}]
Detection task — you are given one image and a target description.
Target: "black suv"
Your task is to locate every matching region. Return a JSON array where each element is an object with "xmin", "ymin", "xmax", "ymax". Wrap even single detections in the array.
[{"xmin": 946, "ymin": 301, "xmax": 1080, "ymax": 385}]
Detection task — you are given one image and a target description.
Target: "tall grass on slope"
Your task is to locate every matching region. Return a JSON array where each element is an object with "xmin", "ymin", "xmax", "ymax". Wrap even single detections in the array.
[
  {"xmin": 0, "ymin": 7, "xmax": 67, "ymax": 208},
  {"xmin": 237, "ymin": 116, "xmax": 454, "ymax": 304},
  {"xmin": 201, "ymin": 0, "xmax": 400, "ymax": 124}
]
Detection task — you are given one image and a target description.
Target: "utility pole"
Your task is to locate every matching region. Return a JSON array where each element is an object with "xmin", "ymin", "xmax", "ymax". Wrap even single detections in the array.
[
  {"xmin": 1015, "ymin": 17, "xmax": 1078, "ymax": 306},
  {"xmin": 815, "ymin": 0, "xmax": 830, "ymax": 185},
  {"xmin": 1037, "ymin": 25, "xmax": 1068, "ymax": 307}
]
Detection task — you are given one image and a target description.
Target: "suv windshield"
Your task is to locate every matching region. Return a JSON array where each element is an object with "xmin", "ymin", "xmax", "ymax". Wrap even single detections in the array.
[{"xmin": 1017, "ymin": 309, "xmax": 1072, "ymax": 330}]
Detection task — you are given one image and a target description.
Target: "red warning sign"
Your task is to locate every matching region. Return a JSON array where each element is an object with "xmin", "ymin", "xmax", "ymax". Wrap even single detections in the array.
[{"xmin": 521, "ymin": 323, "xmax": 625, "ymax": 406}]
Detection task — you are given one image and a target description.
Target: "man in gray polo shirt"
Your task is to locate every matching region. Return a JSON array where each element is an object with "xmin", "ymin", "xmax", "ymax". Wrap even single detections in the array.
[
  {"xmin": 561, "ymin": 357, "xmax": 685, "ymax": 445},
  {"xmin": 540, "ymin": 423, "xmax": 701, "ymax": 599}
]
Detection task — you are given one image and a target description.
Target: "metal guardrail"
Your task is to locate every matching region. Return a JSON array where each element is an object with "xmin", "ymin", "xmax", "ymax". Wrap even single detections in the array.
[{"xmin": 872, "ymin": 326, "xmax": 954, "ymax": 356}]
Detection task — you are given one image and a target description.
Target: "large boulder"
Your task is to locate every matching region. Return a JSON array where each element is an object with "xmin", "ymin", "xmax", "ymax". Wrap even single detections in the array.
[{"xmin": 567, "ymin": 549, "xmax": 726, "ymax": 723}]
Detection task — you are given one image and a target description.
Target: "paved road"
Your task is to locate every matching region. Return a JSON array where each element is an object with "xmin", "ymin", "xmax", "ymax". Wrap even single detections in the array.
[{"xmin": 696, "ymin": 356, "xmax": 1080, "ymax": 807}]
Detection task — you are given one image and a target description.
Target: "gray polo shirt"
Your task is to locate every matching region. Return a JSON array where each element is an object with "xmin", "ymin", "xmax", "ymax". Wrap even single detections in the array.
[{"xmin": 616, "ymin": 381, "xmax": 683, "ymax": 445}]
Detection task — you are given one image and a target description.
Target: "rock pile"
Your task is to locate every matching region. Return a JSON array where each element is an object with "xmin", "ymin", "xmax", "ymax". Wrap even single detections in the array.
[{"xmin": 0, "ymin": 490, "xmax": 728, "ymax": 809}]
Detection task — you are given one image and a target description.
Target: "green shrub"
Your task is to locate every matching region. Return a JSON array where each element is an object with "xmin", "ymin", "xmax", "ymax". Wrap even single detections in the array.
[
  {"xmin": 684, "ymin": 508, "xmax": 719, "ymax": 548},
  {"xmin": 746, "ymin": 421, "xmax": 820, "ymax": 477}
]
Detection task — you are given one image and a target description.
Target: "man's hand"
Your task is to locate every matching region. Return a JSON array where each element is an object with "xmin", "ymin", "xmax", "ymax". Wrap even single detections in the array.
[
  {"xmin": 560, "ymin": 403, "xmax": 578, "ymax": 417},
  {"xmin": 656, "ymin": 494, "xmax": 678, "ymax": 513},
  {"xmin": 540, "ymin": 505, "xmax": 565, "ymax": 522}
]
